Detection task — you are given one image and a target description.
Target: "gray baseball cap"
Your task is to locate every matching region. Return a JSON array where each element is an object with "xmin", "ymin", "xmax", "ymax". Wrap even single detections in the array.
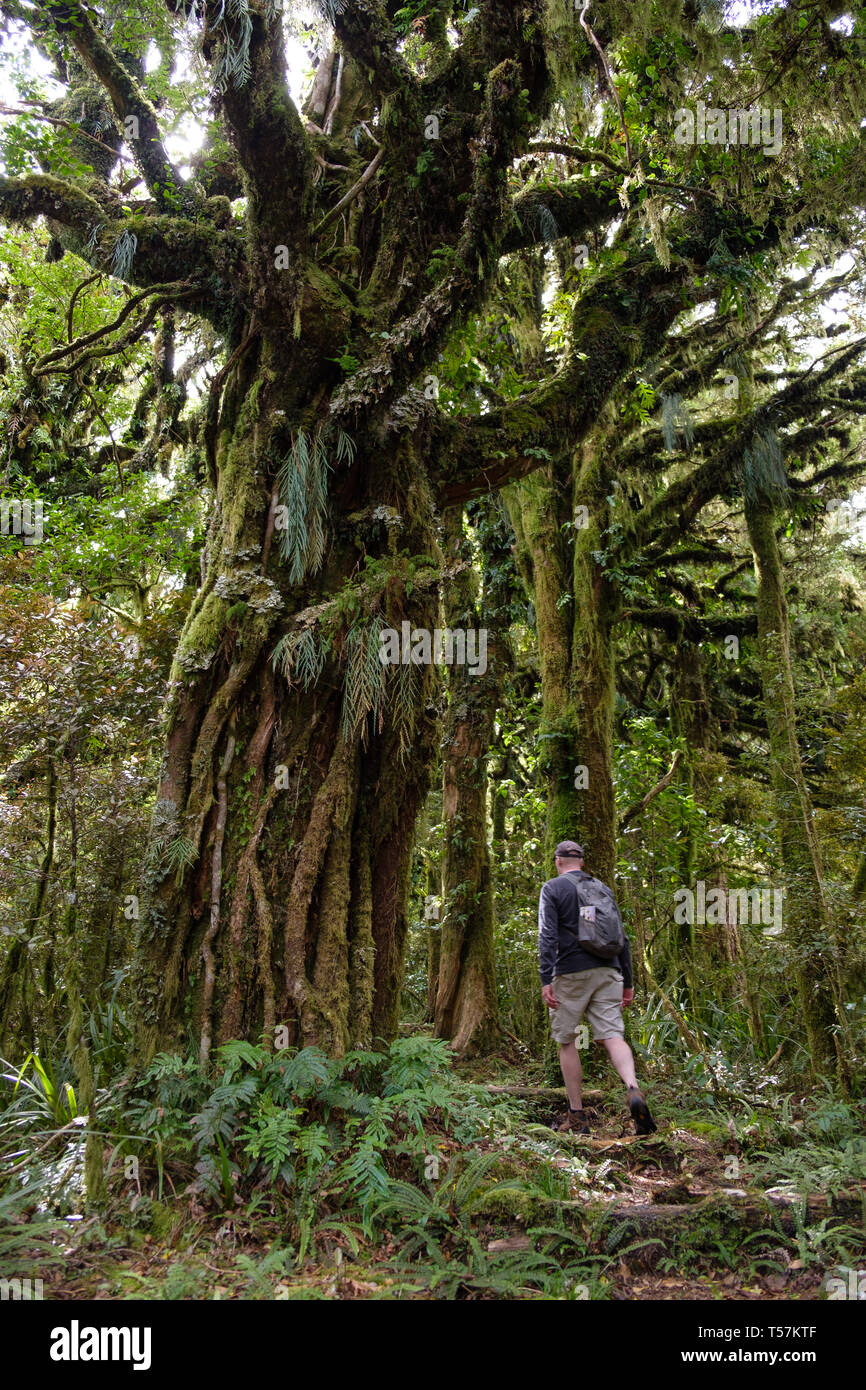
[{"xmin": 554, "ymin": 841, "xmax": 584, "ymax": 859}]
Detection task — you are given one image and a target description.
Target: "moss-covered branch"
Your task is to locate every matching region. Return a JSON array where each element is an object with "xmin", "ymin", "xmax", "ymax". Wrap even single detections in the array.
[
  {"xmin": 40, "ymin": 1, "xmax": 194, "ymax": 214},
  {"xmin": 330, "ymin": 57, "xmax": 541, "ymax": 420},
  {"xmin": 501, "ymin": 175, "xmax": 622, "ymax": 255},
  {"xmin": 203, "ymin": 0, "xmax": 314, "ymax": 243},
  {"xmin": 0, "ymin": 173, "xmax": 248, "ymax": 324},
  {"xmin": 332, "ymin": 0, "xmax": 421, "ymax": 118}
]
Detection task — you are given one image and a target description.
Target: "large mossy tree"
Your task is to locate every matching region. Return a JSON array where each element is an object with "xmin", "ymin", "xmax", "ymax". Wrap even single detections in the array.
[{"xmin": 2, "ymin": 0, "xmax": 865, "ymax": 1063}]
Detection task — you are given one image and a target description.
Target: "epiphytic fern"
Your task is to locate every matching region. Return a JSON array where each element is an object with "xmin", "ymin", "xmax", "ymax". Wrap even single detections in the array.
[
  {"xmin": 210, "ymin": 0, "xmax": 255, "ymax": 92},
  {"xmin": 278, "ymin": 432, "xmax": 316, "ymax": 584},
  {"xmin": 317, "ymin": 0, "xmax": 351, "ymax": 24},
  {"xmin": 271, "ymin": 631, "xmax": 297, "ymax": 679},
  {"xmin": 277, "ymin": 427, "xmax": 356, "ymax": 585},
  {"xmin": 111, "ymin": 230, "xmax": 138, "ymax": 280},
  {"xmin": 162, "ymin": 834, "xmax": 198, "ymax": 886},
  {"xmin": 334, "ymin": 427, "xmax": 356, "ymax": 467},
  {"xmin": 293, "ymin": 627, "xmax": 327, "ymax": 689},
  {"xmin": 340, "ymin": 615, "xmax": 388, "ymax": 743},
  {"xmin": 271, "ymin": 627, "xmax": 326, "ymax": 689},
  {"xmin": 391, "ymin": 660, "xmax": 417, "ymax": 762}
]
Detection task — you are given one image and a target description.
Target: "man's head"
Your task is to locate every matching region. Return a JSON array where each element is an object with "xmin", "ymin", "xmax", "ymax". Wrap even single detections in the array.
[{"xmin": 554, "ymin": 840, "xmax": 585, "ymax": 875}]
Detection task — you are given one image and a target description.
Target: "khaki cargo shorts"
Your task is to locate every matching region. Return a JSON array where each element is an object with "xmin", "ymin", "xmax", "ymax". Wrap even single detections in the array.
[{"xmin": 548, "ymin": 966, "xmax": 624, "ymax": 1045}]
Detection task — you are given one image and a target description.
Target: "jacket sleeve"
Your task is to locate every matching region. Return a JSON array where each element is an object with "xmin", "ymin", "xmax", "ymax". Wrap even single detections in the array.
[
  {"xmin": 618, "ymin": 935, "xmax": 633, "ymax": 991},
  {"xmin": 538, "ymin": 881, "xmax": 559, "ymax": 986}
]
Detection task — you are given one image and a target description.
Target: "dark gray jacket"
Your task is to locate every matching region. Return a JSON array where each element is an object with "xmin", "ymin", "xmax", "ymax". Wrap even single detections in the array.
[{"xmin": 538, "ymin": 869, "xmax": 633, "ymax": 988}]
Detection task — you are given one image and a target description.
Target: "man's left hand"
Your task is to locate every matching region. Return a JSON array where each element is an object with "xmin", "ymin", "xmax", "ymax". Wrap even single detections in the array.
[{"xmin": 621, "ymin": 988, "xmax": 634, "ymax": 1009}]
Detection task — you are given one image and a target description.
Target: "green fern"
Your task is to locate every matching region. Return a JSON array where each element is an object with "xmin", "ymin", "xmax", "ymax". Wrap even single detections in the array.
[
  {"xmin": 391, "ymin": 660, "xmax": 417, "ymax": 760},
  {"xmin": 340, "ymin": 616, "xmax": 387, "ymax": 742},
  {"xmin": 276, "ymin": 428, "xmax": 356, "ymax": 585},
  {"xmin": 293, "ymin": 628, "xmax": 326, "ymax": 689},
  {"xmin": 211, "ymin": 0, "xmax": 254, "ymax": 92},
  {"xmin": 111, "ymin": 229, "xmax": 137, "ymax": 280},
  {"xmin": 162, "ymin": 834, "xmax": 198, "ymax": 886}
]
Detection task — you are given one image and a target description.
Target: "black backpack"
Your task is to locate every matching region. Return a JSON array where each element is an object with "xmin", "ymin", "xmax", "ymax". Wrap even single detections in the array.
[{"xmin": 564, "ymin": 872, "xmax": 626, "ymax": 960}]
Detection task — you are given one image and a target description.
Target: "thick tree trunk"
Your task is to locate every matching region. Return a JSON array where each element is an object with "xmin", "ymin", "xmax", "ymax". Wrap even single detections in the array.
[
  {"xmin": 745, "ymin": 497, "xmax": 844, "ymax": 1076},
  {"xmin": 131, "ymin": 339, "xmax": 442, "ymax": 1061}
]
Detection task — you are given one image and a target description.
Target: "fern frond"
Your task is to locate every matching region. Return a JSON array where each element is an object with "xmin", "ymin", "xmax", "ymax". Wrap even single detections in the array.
[
  {"xmin": 271, "ymin": 632, "xmax": 298, "ymax": 678},
  {"xmin": 212, "ymin": 0, "xmax": 254, "ymax": 92},
  {"xmin": 111, "ymin": 230, "xmax": 138, "ymax": 281},
  {"xmin": 163, "ymin": 834, "xmax": 198, "ymax": 885},
  {"xmin": 293, "ymin": 628, "xmax": 325, "ymax": 690},
  {"xmin": 335, "ymin": 428, "xmax": 356, "ymax": 466},
  {"xmin": 277, "ymin": 429, "xmax": 333, "ymax": 583},
  {"xmin": 391, "ymin": 660, "xmax": 417, "ymax": 761}
]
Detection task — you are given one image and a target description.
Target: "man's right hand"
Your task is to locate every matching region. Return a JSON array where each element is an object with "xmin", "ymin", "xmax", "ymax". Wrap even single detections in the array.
[{"xmin": 541, "ymin": 983, "xmax": 558, "ymax": 1010}]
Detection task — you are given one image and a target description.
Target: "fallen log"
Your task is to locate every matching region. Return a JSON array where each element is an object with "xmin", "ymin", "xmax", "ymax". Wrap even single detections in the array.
[
  {"xmin": 477, "ymin": 1184, "xmax": 866, "ymax": 1244},
  {"xmin": 604, "ymin": 1188, "xmax": 866, "ymax": 1238},
  {"xmin": 486, "ymin": 1085, "xmax": 606, "ymax": 1104}
]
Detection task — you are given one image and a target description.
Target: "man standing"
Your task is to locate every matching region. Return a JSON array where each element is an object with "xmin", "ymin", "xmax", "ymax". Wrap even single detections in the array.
[{"xmin": 538, "ymin": 841, "xmax": 657, "ymax": 1136}]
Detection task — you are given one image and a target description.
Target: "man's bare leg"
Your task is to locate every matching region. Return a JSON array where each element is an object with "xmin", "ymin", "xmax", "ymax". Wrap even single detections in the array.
[
  {"xmin": 600, "ymin": 1036, "xmax": 638, "ymax": 1089},
  {"xmin": 601, "ymin": 1037, "xmax": 657, "ymax": 1133},
  {"xmin": 559, "ymin": 1041, "xmax": 583, "ymax": 1109}
]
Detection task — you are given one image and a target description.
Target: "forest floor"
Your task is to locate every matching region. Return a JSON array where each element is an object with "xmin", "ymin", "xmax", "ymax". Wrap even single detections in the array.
[{"xmin": 3, "ymin": 1048, "xmax": 865, "ymax": 1302}]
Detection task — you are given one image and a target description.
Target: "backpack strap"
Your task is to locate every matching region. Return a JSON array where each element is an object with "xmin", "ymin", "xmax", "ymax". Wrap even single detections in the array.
[{"xmin": 564, "ymin": 872, "xmax": 584, "ymax": 919}]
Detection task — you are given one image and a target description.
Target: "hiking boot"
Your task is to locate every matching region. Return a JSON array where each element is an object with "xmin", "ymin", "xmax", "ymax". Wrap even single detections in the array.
[
  {"xmin": 627, "ymin": 1086, "xmax": 657, "ymax": 1136},
  {"xmin": 553, "ymin": 1107, "xmax": 590, "ymax": 1136}
]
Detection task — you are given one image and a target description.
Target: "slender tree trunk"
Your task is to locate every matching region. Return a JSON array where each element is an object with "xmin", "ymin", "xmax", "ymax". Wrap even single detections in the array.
[
  {"xmin": 0, "ymin": 754, "xmax": 58, "ymax": 1056},
  {"xmin": 63, "ymin": 751, "xmax": 105, "ymax": 1204},
  {"xmin": 668, "ymin": 639, "xmax": 711, "ymax": 1006},
  {"xmin": 570, "ymin": 441, "xmax": 619, "ymax": 884},
  {"xmin": 433, "ymin": 508, "xmax": 500, "ymax": 1055},
  {"xmin": 507, "ymin": 446, "xmax": 618, "ymax": 882},
  {"xmin": 745, "ymin": 496, "xmax": 844, "ymax": 1076},
  {"xmin": 506, "ymin": 468, "xmax": 575, "ymax": 859}
]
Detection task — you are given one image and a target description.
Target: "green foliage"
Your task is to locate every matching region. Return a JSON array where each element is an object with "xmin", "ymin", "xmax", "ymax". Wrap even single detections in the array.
[
  {"xmin": 341, "ymin": 615, "xmax": 388, "ymax": 742},
  {"xmin": 276, "ymin": 428, "xmax": 355, "ymax": 585},
  {"xmin": 161, "ymin": 834, "xmax": 198, "ymax": 887},
  {"xmin": 2, "ymin": 1051, "xmax": 77, "ymax": 1126},
  {"xmin": 128, "ymin": 1037, "xmax": 505, "ymax": 1254},
  {"xmin": 111, "ymin": 230, "xmax": 138, "ymax": 282}
]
